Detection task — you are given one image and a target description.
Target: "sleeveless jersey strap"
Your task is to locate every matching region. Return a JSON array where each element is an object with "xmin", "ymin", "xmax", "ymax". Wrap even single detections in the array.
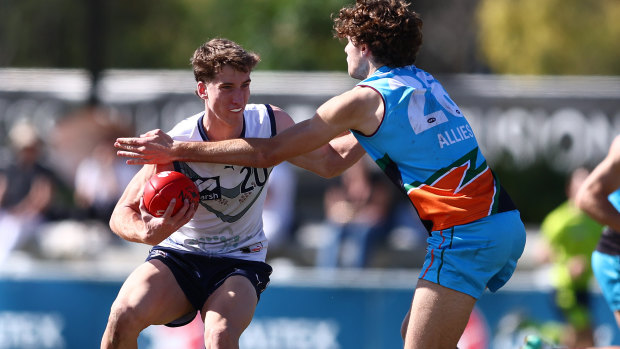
[{"xmin": 264, "ymin": 104, "xmax": 277, "ymax": 137}]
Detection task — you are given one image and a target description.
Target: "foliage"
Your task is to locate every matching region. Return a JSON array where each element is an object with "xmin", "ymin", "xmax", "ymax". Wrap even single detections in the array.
[
  {"xmin": 0, "ymin": 0, "xmax": 349, "ymax": 71},
  {"xmin": 177, "ymin": 0, "xmax": 350, "ymax": 71},
  {"xmin": 4, "ymin": 0, "xmax": 620, "ymax": 75},
  {"xmin": 0, "ymin": 0, "xmax": 87, "ymax": 67},
  {"xmin": 476, "ymin": 0, "xmax": 620, "ymax": 75}
]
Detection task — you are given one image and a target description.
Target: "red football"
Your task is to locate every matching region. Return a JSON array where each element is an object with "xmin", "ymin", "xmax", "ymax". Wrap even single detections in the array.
[{"xmin": 143, "ymin": 171, "xmax": 200, "ymax": 217}]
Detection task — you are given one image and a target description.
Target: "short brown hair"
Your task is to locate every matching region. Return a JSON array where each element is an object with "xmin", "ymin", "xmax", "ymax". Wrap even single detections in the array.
[
  {"xmin": 191, "ymin": 38, "xmax": 260, "ymax": 83},
  {"xmin": 333, "ymin": 0, "xmax": 423, "ymax": 67}
]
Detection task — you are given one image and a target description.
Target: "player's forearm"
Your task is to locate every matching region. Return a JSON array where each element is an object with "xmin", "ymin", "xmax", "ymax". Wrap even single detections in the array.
[
  {"xmin": 109, "ymin": 206, "xmax": 149, "ymax": 243},
  {"xmin": 288, "ymin": 133, "xmax": 365, "ymax": 178},
  {"xmin": 325, "ymin": 134, "xmax": 366, "ymax": 174},
  {"xmin": 576, "ymin": 191, "xmax": 620, "ymax": 232},
  {"xmin": 172, "ymin": 138, "xmax": 284, "ymax": 168},
  {"xmin": 586, "ymin": 206, "xmax": 620, "ymax": 232},
  {"xmin": 590, "ymin": 207, "xmax": 620, "ymax": 232},
  {"xmin": 110, "ymin": 204, "xmax": 165, "ymax": 246}
]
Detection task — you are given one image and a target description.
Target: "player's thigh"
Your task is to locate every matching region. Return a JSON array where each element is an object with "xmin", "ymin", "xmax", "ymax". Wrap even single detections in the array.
[
  {"xmin": 201, "ymin": 274, "xmax": 258, "ymax": 335},
  {"xmin": 405, "ymin": 279, "xmax": 476, "ymax": 349},
  {"xmin": 113, "ymin": 259, "xmax": 194, "ymax": 326}
]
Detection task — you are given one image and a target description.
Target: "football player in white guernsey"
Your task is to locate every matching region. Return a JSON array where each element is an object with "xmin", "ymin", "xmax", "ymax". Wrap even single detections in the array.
[{"xmin": 101, "ymin": 38, "xmax": 364, "ymax": 349}]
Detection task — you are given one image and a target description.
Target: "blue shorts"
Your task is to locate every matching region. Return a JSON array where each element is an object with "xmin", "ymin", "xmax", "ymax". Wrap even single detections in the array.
[
  {"xmin": 419, "ymin": 210, "xmax": 526, "ymax": 299},
  {"xmin": 592, "ymin": 250, "xmax": 620, "ymax": 311},
  {"xmin": 146, "ymin": 246, "xmax": 272, "ymax": 327}
]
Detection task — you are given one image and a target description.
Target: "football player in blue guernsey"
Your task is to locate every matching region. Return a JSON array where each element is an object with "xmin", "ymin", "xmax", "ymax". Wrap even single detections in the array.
[
  {"xmin": 102, "ymin": 38, "xmax": 364, "ymax": 349},
  {"xmin": 577, "ymin": 135, "xmax": 620, "ymax": 330},
  {"xmin": 115, "ymin": 1, "xmax": 527, "ymax": 348}
]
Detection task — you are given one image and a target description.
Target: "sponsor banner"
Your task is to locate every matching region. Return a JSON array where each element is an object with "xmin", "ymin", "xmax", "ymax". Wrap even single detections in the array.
[{"xmin": 1, "ymin": 277, "xmax": 619, "ymax": 348}]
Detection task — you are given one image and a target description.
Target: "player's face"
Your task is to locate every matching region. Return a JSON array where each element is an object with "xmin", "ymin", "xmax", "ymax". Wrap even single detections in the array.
[
  {"xmin": 199, "ymin": 65, "xmax": 251, "ymax": 126},
  {"xmin": 345, "ymin": 38, "xmax": 370, "ymax": 80}
]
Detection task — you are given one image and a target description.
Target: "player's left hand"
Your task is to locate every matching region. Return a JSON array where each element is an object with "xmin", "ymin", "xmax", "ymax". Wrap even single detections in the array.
[
  {"xmin": 138, "ymin": 197, "xmax": 197, "ymax": 245},
  {"xmin": 115, "ymin": 129, "xmax": 176, "ymax": 165}
]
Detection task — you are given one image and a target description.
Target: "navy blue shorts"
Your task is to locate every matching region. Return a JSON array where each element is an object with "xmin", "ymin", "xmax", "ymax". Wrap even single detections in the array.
[{"xmin": 146, "ymin": 246, "xmax": 272, "ymax": 327}]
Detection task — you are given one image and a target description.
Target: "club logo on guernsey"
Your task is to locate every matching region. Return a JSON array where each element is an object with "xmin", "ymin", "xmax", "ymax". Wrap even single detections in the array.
[{"xmin": 196, "ymin": 177, "xmax": 221, "ymax": 200}]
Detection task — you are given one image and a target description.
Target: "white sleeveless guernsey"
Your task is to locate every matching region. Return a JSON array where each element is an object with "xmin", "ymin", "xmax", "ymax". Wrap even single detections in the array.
[{"xmin": 158, "ymin": 104, "xmax": 276, "ymax": 262}]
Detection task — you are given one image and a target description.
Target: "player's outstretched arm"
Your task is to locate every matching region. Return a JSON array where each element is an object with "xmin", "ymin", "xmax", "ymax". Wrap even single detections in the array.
[
  {"xmin": 576, "ymin": 135, "xmax": 620, "ymax": 232},
  {"xmin": 110, "ymin": 164, "xmax": 195, "ymax": 245},
  {"xmin": 116, "ymin": 115, "xmax": 344, "ymax": 168},
  {"xmin": 115, "ymin": 87, "xmax": 380, "ymax": 171}
]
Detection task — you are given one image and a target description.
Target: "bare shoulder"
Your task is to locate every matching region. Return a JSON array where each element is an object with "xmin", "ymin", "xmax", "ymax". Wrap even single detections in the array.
[
  {"xmin": 269, "ymin": 104, "xmax": 295, "ymax": 133},
  {"xmin": 332, "ymin": 86, "xmax": 382, "ymax": 108},
  {"xmin": 318, "ymin": 86, "xmax": 383, "ymax": 135}
]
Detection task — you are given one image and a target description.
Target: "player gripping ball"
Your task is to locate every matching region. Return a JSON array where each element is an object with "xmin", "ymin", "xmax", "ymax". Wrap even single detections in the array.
[{"xmin": 143, "ymin": 171, "xmax": 199, "ymax": 217}]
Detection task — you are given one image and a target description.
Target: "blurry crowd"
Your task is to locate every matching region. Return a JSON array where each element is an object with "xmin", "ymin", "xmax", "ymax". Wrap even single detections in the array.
[{"xmin": 0, "ymin": 107, "xmax": 138, "ymax": 263}]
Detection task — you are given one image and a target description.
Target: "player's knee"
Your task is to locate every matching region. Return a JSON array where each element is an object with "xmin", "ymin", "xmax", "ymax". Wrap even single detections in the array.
[
  {"xmin": 400, "ymin": 315, "xmax": 409, "ymax": 340},
  {"xmin": 107, "ymin": 300, "xmax": 145, "ymax": 338},
  {"xmin": 204, "ymin": 325, "xmax": 238, "ymax": 349}
]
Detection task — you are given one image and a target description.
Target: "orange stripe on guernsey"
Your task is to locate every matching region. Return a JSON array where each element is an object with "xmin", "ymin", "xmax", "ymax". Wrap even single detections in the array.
[{"xmin": 404, "ymin": 149, "xmax": 497, "ymax": 231}]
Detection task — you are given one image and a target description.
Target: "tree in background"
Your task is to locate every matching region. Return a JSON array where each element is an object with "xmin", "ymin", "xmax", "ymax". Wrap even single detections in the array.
[
  {"xmin": 174, "ymin": 0, "xmax": 349, "ymax": 71},
  {"xmin": 0, "ymin": 0, "xmax": 88, "ymax": 68},
  {"xmin": 4, "ymin": 0, "xmax": 620, "ymax": 75},
  {"xmin": 1, "ymin": 0, "xmax": 483, "ymax": 73},
  {"xmin": 0, "ymin": 0, "xmax": 349, "ymax": 71},
  {"xmin": 477, "ymin": 0, "xmax": 620, "ymax": 75}
]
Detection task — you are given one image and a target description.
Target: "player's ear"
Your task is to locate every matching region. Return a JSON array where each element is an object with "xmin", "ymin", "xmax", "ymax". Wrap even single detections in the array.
[
  {"xmin": 360, "ymin": 43, "xmax": 370, "ymax": 56},
  {"xmin": 197, "ymin": 81, "xmax": 208, "ymax": 99}
]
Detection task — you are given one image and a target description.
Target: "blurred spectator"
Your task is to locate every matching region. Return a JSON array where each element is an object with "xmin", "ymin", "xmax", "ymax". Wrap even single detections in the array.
[
  {"xmin": 0, "ymin": 121, "xmax": 68, "ymax": 262},
  {"xmin": 383, "ymin": 197, "xmax": 429, "ymax": 268},
  {"xmin": 17, "ymin": 107, "xmax": 138, "ymax": 261},
  {"xmin": 49, "ymin": 107, "xmax": 133, "ymax": 187},
  {"xmin": 538, "ymin": 167, "xmax": 602, "ymax": 348},
  {"xmin": 315, "ymin": 156, "xmax": 394, "ymax": 268},
  {"xmin": 74, "ymin": 133, "xmax": 137, "ymax": 224},
  {"xmin": 262, "ymin": 162, "xmax": 298, "ymax": 256},
  {"xmin": 36, "ymin": 107, "xmax": 138, "ymax": 258}
]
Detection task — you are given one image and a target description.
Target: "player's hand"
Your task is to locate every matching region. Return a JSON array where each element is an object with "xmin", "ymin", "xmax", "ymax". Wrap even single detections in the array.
[
  {"xmin": 138, "ymin": 197, "xmax": 197, "ymax": 245},
  {"xmin": 115, "ymin": 129, "xmax": 176, "ymax": 165}
]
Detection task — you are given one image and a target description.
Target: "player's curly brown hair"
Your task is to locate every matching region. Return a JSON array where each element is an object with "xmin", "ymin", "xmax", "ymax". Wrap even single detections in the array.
[
  {"xmin": 191, "ymin": 38, "xmax": 260, "ymax": 83},
  {"xmin": 333, "ymin": 0, "xmax": 423, "ymax": 68}
]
